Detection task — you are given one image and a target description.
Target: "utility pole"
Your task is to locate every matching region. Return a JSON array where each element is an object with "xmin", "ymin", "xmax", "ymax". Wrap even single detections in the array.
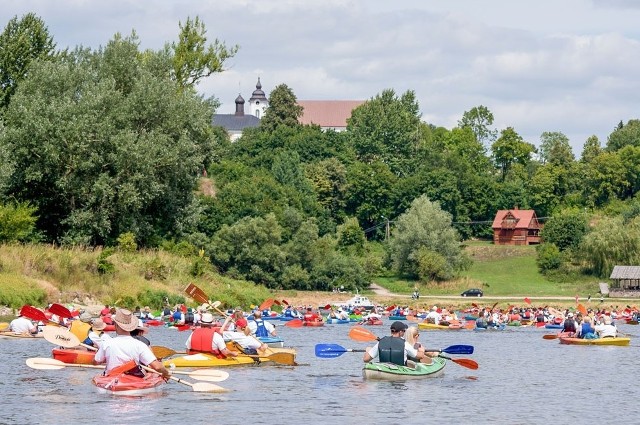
[{"xmin": 381, "ymin": 216, "xmax": 390, "ymax": 241}]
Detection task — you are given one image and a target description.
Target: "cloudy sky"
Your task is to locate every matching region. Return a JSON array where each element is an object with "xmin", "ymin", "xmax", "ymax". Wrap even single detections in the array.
[{"xmin": 3, "ymin": 0, "xmax": 640, "ymax": 155}]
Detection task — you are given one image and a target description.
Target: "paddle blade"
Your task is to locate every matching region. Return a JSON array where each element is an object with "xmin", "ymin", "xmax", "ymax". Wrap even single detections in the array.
[
  {"xmin": 184, "ymin": 283, "xmax": 209, "ymax": 304},
  {"xmin": 315, "ymin": 343, "xmax": 348, "ymax": 358},
  {"xmin": 26, "ymin": 357, "xmax": 67, "ymax": 370},
  {"xmin": 259, "ymin": 299, "xmax": 274, "ymax": 311},
  {"xmin": 449, "ymin": 357, "xmax": 479, "ymax": 370},
  {"xmin": 322, "ymin": 304, "xmax": 332, "ymax": 310},
  {"xmin": 348, "ymin": 326, "xmax": 378, "ymax": 342},
  {"xmin": 189, "ymin": 382, "xmax": 230, "ymax": 393},
  {"xmin": 577, "ymin": 304, "xmax": 587, "ymax": 315},
  {"xmin": 151, "ymin": 345, "xmax": 179, "ymax": 359},
  {"xmin": 107, "ymin": 359, "xmax": 138, "ymax": 376},
  {"xmin": 48, "ymin": 303, "xmax": 73, "ymax": 319},
  {"xmin": 441, "ymin": 345, "xmax": 474, "ymax": 355},
  {"xmin": 281, "ymin": 299, "xmax": 289, "ymax": 306},
  {"xmin": 43, "ymin": 325, "xmax": 81, "ymax": 348},
  {"xmin": 542, "ymin": 334, "xmax": 559, "ymax": 340},
  {"xmin": 285, "ymin": 319, "xmax": 303, "ymax": 328},
  {"xmin": 20, "ymin": 305, "xmax": 47, "ymax": 323},
  {"xmin": 266, "ymin": 352, "xmax": 297, "ymax": 366}
]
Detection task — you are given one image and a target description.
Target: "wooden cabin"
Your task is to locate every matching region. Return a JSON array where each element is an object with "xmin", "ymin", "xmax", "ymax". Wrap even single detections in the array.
[
  {"xmin": 491, "ymin": 208, "xmax": 542, "ymax": 245},
  {"xmin": 609, "ymin": 266, "xmax": 640, "ymax": 295}
]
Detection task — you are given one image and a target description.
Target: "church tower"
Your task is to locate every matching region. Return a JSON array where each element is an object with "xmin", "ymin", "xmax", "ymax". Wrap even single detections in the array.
[{"xmin": 248, "ymin": 77, "xmax": 268, "ymax": 119}]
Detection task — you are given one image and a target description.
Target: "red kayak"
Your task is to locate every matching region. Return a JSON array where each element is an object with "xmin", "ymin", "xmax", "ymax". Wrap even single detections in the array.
[
  {"xmin": 303, "ymin": 320, "xmax": 325, "ymax": 327},
  {"xmin": 92, "ymin": 372, "xmax": 166, "ymax": 396},
  {"xmin": 52, "ymin": 347, "xmax": 96, "ymax": 365}
]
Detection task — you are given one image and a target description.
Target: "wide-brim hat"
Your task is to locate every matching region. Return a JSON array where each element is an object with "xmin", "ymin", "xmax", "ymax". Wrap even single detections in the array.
[
  {"xmin": 201, "ymin": 313, "xmax": 214, "ymax": 323},
  {"xmin": 79, "ymin": 312, "xmax": 93, "ymax": 323},
  {"xmin": 113, "ymin": 308, "xmax": 138, "ymax": 332},
  {"xmin": 92, "ymin": 318, "xmax": 107, "ymax": 331}
]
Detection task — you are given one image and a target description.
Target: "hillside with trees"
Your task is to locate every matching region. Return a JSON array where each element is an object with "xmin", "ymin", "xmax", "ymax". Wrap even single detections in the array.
[{"xmin": 1, "ymin": 13, "xmax": 640, "ymax": 307}]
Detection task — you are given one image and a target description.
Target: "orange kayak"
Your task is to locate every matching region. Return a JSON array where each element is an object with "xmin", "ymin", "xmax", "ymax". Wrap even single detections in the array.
[
  {"xmin": 92, "ymin": 372, "xmax": 166, "ymax": 396},
  {"xmin": 52, "ymin": 347, "xmax": 96, "ymax": 365}
]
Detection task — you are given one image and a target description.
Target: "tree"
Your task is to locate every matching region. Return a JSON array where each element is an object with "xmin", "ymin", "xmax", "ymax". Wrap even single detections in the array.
[
  {"xmin": 0, "ymin": 13, "xmax": 55, "ymax": 110},
  {"xmin": 606, "ymin": 119, "xmax": 640, "ymax": 152},
  {"xmin": 387, "ymin": 195, "xmax": 467, "ymax": 280},
  {"xmin": 538, "ymin": 131, "xmax": 575, "ymax": 165},
  {"xmin": 491, "ymin": 127, "xmax": 536, "ymax": 180},
  {"xmin": 171, "ymin": 16, "xmax": 238, "ymax": 89},
  {"xmin": 458, "ymin": 105, "xmax": 497, "ymax": 147},
  {"xmin": 540, "ymin": 210, "xmax": 588, "ymax": 251},
  {"xmin": 0, "ymin": 33, "xmax": 214, "ymax": 245},
  {"xmin": 580, "ymin": 135, "xmax": 601, "ymax": 163},
  {"xmin": 260, "ymin": 84, "xmax": 303, "ymax": 133},
  {"xmin": 347, "ymin": 89, "xmax": 425, "ymax": 176}
]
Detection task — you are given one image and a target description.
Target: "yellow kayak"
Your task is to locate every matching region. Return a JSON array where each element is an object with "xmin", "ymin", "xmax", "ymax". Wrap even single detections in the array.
[
  {"xmin": 164, "ymin": 347, "xmax": 297, "ymax": 368},
  {"xmin": 559, "ymin": 336, "xmax": 630, "ymax": 346},
  {"xmin": 417, "ymin": 322, "xmax": 465, "ymax": 330}
]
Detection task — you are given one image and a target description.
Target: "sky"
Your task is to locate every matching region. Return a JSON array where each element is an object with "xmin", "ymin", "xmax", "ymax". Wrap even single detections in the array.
[{"xmin": 2, "ymin": 0, "xmax": 640, "ymax": 156}]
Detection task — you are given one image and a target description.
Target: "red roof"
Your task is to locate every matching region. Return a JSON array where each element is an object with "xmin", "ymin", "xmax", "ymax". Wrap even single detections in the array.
[
  {"xmin": 297, "ymin": 100, "xmax": 365, "ymax": 128},
  {"xmin": 491, "ymin": 209, "xmax": 538, "ymax": 229}
]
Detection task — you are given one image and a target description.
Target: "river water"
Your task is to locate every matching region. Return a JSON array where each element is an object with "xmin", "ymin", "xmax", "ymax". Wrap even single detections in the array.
[{"xmin": 2, "ymin": 319, "xmax": 639, "ymax": 424}]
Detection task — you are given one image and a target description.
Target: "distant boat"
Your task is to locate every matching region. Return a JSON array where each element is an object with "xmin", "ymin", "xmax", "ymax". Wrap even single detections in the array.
[{"xmin": 334, "ymin": 295, "xmax": 375, "ymax": 311}]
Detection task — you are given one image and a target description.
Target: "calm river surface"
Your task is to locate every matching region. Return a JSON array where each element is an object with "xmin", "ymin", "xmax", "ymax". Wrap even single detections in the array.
[{"xmin": 2, "ymin": 318, "xmax": 639, "ymax": 424}]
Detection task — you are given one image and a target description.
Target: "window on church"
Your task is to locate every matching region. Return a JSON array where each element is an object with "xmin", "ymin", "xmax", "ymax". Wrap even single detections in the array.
[{"xmin": 256, "ymin": 110, "xmax": 260, "ymax": 118}]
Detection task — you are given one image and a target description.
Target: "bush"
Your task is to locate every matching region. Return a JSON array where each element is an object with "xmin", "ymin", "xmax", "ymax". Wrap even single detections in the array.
[
  {"xmin": 97, "ymin": 247, "xmax": 116, "ymax": 274},
  {"xmin": 536, "ymin": 243, "xmax": 562, "ymax": 272},
  {"xmin": 117, "ymin": 232, "xmax": 137, "ymax": 252}
]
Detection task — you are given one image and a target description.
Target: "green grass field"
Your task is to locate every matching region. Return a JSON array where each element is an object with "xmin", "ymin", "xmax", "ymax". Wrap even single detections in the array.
[{"xmin": 374, "ymin": 241, "xmax": 601, "ymax": 297}]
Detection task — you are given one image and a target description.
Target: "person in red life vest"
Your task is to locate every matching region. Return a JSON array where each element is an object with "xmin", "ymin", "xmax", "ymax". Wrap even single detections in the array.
[
  {"xmin": 93, "ymin": 308, "xmax": 170, "ymax": 379},
  {"xmin": 185, "ymin": 313, "xmax": 239, "ymax": 358},
  {"xmin": 303, "ymin": 307, "xmax": 321, "ymax": 324}
]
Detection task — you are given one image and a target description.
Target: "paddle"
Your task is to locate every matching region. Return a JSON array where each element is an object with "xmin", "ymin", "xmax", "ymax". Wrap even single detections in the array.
[
  {"xmin": 347, "ymin": 327, "xmax": 474, "ymax": 354},
  {"xmin": 542, "ymin": 334, "xmax": 560, "ymax": 340},
  {"xmin": 184, "ymin": 283, "xmax": 210, "ymax": 305},
  {"xmin": 42, "ymin": 325, "xmax": 97, "ymax": 351},
  {"xmin": 285, "ymin": 319, "xmax": 303, "ymax": 328},
  {"xmin": 139, "ymin": 365, "xmax": 229, "ymax": 392},
  {"xmin": 314, "ymin": 344, "xmax": 478, "ymax": 369},
  {"xmin": 48, "ymin": 303, "xmax": 73, "ymax": 319},
  {"xmin": 0, "ymin": 322, "xmax": 8, "ymax": 331},
  {"xmin": 259, "ymin": 299, "xmax": 274, "ymax": 310},
  {"xmin": 151, "ymin": 345, "xmax": 187, "ymax": 358}
]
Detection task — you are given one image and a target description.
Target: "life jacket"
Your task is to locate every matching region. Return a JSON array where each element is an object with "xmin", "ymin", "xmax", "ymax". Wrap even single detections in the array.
[
  {"xmin": 184, "ymin": 311, "xmax": 194, "ymax": 324},
  {"xmin": 69, "ymin": 321, "xmax": 91, "ymax": 342},
  {"xmin": 377, "ymin": 336, "xmax": 406, "ymax": 366},
  {"xmin": 163, "ymin": 308, "xmax": 171, "ymax": 317},
  {"xmin": 172, "ymin": 311, "xmax": 183, "ymax": 322},
  {"xmin": 254, "ymin": 319, "xmax": 269, "ymax": 338},
  {"xmin": 563, "ymin": 319, "xmax": 577, "ymax": 333},
  {"xmin": 303, "ymin": 313, "xmax": 315, "ymax": 322},
  {"xmin": 189, "ymin": 328, "xmax": 224, "ymax": 357}
]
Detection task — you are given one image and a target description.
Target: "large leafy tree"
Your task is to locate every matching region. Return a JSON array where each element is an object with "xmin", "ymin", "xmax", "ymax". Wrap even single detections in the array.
[
  {"xmin": 458, "ymin": 105, "xmax": 497, "ymax": 147},
  {"xmin": 540, "ymin": 210, "xmax": 588, "ymax": 251},
  {"xmin": 347, "ymin": 89, "xmax": 425, "ymax": 176},
  {"xmin": 491, "ymin": 127, "xmax": 536, "ymax": 180},
  {"xmin": 0, "ymin": 13, "xmax": 55, "ymax": 110},
  {"xmin": 606, "ymin": 119, "xmax": 640, "ymax": 152},
  {"xmin": 171, "ymin": 16, "xmax": 238, "ymax": 90},
  {"xmin": 538, "ymin": 131, "xmax": 575, "ymax": 165},
  {"xmin": 0, "ymin": 33, "xmax": 214, "ymax": 245},
  {"xmin": 260, "ymin": 84, "xmax": 303, "ymax": 133},
  {"xmin": 387, "ymin": 195, "xmax": 468, "ymax": 280}
]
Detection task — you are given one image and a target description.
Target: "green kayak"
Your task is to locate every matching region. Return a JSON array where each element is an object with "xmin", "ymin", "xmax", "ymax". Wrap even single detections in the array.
[{"xmin": 363, "ymin": 358, "xmax": 446, "ymax": 380}]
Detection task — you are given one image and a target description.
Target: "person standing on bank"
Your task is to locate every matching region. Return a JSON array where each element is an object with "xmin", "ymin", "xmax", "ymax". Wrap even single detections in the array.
[
  {"xmin": 363, "ymin": 321, "xmax": 427, "ymax": 366},
  {"xmin": 94, "ymin": 308, "xmax": 170, "ymax": 379}
]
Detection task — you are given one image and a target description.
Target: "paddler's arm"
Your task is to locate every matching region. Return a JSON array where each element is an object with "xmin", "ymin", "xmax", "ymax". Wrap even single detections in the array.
[{"xmin": 148, "ymin": 359, "xmax": 171, "ymax": 379}]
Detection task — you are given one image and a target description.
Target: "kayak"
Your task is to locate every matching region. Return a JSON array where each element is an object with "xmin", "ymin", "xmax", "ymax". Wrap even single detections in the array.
[
  {"xmin": 0, "ymin": 331, "xmax": 43, "ymax": 339},
  {"xmin": 303, "ymin": 320, "xmax": 325, "ymax": 327},
  {"xmin": 388, "ymin": 315, "xmax": 406, "ymax": 321},
  {"xmin": 545, "ymin": 324, "xmax": 563, "ymax": 329},
  {"xmin": 474, "ymin": 323, "xmax": 506, "ymax": 331},
  {"xmin": 92, "ymin": 372, "xmax": 166, "ymax": 396},
  {"xmin": 417, "ymin": 322, "xmax": 464, "ymax": 330},
  {"xmin": 559, "ymin": 336, "xmax": 631, "ymax": 346},
  {"xmin": 258, "ymin": 336, "xmax": 284, "ymax": 348},
  {"xmin": 52, "ymin": 347, "xmax": 96, "ymax": 364},
  {"xmin": 164, "ymin": 347, "xmax": 297, "ymax": 368},
  {"xmin": 325, "ymin": 318, "xmax": 354, "ymax": 324},
  {"xmin": 363, "ymin": 358, "xmax": 446, "ymax": 380}
]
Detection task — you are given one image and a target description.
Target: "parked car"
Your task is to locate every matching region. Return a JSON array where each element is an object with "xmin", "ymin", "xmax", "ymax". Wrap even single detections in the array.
[{"xmin": 461, "ymin": 288, "xmax": 483, "ymax": 297}]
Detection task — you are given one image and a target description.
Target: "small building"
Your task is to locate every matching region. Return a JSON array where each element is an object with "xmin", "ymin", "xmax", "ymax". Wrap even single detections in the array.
[
  {"xmin": 609, "ymin": 266, "xmax": 640, "ymax": 292},
  {"xmin": 297, "ymin": 100, "xmax": 365, "ymax": 132},
  {"xmin": 491, "ymin": 208, "xmax": 542, "ymax": 245}
]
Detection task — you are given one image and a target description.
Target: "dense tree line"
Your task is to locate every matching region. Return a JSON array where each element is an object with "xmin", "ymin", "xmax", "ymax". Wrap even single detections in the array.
[{"xmin": 1, "ymin": 14, "xmax": 640, "ymax": 290}]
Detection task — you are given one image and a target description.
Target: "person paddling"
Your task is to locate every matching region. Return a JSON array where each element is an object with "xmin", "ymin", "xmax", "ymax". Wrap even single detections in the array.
[
  {"xmin": 93, "ymin": 308, "xmax": 170, "ymax": 379},
  {"xmin": 86, "ymin": 318, "xmax": 111, "ymax": 348},
  {"xmin": 363, "ymin": 321, "xmax": 427, "ymax": 366},
  {"xmin": 185, "ymin": 313, "xmax": 239, "ymax": 358}
]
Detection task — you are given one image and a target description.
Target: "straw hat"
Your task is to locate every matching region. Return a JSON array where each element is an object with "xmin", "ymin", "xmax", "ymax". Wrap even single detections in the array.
[
  {"xmin": 79, "ymin": 312, "xmax": 93, "ymax": 323},
  {"xmin": 201, "ymin": 313, "xmax": 214, "ymax": 323},
  {"xmin": 113, "ymin": 308, "xmax": 138, "ymax": 332},
  {"xmin": 91, "ymin": 318, "xmax": 107, "ymax": 331}
]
